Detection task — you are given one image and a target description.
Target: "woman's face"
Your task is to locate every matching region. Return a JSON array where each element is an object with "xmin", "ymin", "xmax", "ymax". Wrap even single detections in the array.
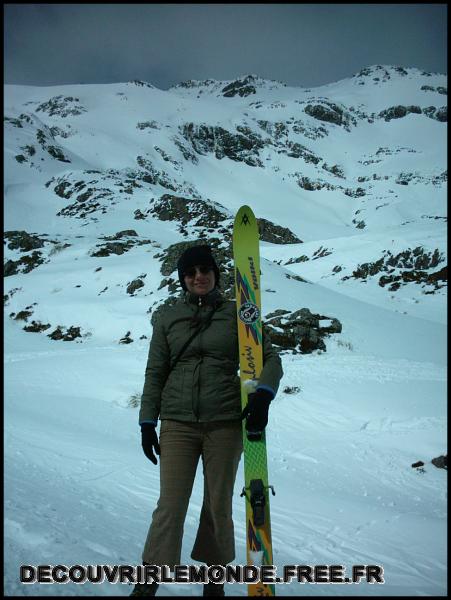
[{"xmin": 183, "ymin": 265, "xmax": 216, "ymax": 295}]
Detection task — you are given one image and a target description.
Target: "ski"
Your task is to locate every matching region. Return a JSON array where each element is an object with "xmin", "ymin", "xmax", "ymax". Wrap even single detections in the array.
[{"xmin": 233, "ymin": 205, "xmax": 275, "ymax": 597}]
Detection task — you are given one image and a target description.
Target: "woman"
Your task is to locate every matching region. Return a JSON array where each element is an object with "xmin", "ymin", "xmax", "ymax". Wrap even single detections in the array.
[{"xmin": 131, "ymin": 244, "xmax": 283, "ymax": 596}]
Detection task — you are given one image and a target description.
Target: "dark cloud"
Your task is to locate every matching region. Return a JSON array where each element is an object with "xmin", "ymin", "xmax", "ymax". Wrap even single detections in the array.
[{"xmin": 4, "ymin": 3, "xmax": 447, "ymax": 89}]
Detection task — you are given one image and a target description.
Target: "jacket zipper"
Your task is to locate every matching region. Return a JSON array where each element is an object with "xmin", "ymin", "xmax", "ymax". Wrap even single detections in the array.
[{"xmin": 194, "ymin": 297, "xmax": 205, "ymax": 421}]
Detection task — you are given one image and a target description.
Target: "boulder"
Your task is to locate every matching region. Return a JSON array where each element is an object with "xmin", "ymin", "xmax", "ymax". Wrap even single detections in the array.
[{"xmin": 264, "ymin": 308, "xmax": 342, "ymax": 354}]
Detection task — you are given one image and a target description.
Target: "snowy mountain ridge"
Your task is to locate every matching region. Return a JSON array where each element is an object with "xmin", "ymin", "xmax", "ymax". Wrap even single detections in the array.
[
  {"xmin": 4, "ymin": 65, "xmax": 447, "ymax": 597},
  {"xmin": 4, "ymin": 64, "xmax": 447, "ymax": 332}
]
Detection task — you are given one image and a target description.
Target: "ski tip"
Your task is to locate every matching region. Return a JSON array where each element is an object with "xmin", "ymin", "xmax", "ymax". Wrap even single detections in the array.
[
  {"xmin": 237, "ymin": 204, "xmax": 254, "ymax": 215},
  {"xmin": 234, "ymin": 205, "xmax": 257, "ymax": 228}
]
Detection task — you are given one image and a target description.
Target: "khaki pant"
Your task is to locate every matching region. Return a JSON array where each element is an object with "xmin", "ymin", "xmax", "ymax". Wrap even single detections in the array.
[{"xmin": 142, "ymin": 419, "xmax": 243, "ymax": 569}]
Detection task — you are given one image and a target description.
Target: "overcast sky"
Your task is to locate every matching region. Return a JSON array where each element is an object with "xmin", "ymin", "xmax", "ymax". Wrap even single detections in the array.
[{"xmin": 4, "ymin": 3, "xmax": 447, "ymax": 89}]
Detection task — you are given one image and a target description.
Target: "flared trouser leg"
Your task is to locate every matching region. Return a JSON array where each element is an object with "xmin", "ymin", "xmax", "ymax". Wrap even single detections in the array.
[
  {"xmin": 142, "ymin": 420, "xmax": 201, "ymax": 568},
  {"xmin": 191, "ymin": 420, "xmax": 243, "ymax": 565},
  {"xmin": 142, "ymin": 419, "xmax": 242, "ymax": 569}
]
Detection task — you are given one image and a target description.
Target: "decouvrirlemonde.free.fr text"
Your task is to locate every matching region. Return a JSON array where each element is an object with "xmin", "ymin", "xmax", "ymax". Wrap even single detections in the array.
[{"xmin": 20, "ymin": 564, "xmax": 385, "ymax": 585}]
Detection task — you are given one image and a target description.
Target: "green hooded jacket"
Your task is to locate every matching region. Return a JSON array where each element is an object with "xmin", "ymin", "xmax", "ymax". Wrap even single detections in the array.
[{"xmin": 139, "ymin": 289, "xmax": 283, "ymax": 424}]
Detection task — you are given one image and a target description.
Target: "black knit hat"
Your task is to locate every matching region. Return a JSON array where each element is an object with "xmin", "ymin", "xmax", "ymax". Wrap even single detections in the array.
[{"xmin": 177, "ymin": 245, "xmax": 220, "ymax": 291}]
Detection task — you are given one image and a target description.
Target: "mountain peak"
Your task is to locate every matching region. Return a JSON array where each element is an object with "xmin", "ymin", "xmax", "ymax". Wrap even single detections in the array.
[
  {"xmin": 169, "ymin": 73, "xmax": 287, "ymax": 97},
  {"xmin": 352, "ymin": 64, "xmax": 445, "ymax": 83},
  {"xmin": 126, "ymin": 79, "xmax": 156, "ymax": 89}
]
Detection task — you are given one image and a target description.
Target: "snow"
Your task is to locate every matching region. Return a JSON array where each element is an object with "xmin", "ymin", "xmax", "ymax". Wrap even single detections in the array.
[
  {"xmin": 4, "ymin": 320, "xmax": 447, "ymax": 596},
  {"xmin": 4, "ymin": 65, "xmax": 447, "ymax": 596}
]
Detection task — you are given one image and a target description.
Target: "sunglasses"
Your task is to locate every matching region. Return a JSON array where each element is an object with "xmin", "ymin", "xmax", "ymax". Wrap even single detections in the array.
[{"xmin": 183, "ymin": 265, "xmax": 213, "ymax": 278}]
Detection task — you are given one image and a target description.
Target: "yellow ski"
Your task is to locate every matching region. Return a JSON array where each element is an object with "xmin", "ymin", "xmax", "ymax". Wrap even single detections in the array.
[{"xmin": 233, "ymin": 205, "xmax": 275, "ymax": 597}]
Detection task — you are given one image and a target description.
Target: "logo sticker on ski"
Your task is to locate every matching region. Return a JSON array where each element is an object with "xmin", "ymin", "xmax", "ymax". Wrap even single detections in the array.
[
  {"xmin": 239, "ymin": 301, "xmax": 260, "ymax": 325},
  {"xmin": 235, "ymin": 267, "xmax": 262, "ymax": 346}
]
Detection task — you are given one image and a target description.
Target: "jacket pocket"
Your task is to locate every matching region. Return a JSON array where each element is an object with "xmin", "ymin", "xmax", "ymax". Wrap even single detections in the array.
[
  {"xmin": 161, "ymin": 364, "xmax": 195, "ymax": 418},
  {"xmin": 199, "ymin": 365, "xmax": 241, "ymax": 419}
]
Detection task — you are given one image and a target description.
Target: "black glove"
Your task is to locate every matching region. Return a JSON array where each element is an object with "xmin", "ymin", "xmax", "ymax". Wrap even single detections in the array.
[
  {"xmin": 241, "ymin": 389, "xmax": 273, "ymax": 438},
  {"xmin": 140, "ymin": 423, "xmax": 160, "ymax": 465}
]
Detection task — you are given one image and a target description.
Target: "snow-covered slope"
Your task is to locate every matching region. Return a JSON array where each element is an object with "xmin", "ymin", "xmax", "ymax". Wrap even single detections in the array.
[{"xmin": 4, "ymin": 65, "xmax": 447, "ymax": 596}]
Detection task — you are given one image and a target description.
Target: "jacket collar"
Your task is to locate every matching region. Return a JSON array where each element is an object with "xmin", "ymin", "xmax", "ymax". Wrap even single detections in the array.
[{"xmin": 184, "ymin": 287, "xmax": 223, "ymax": 308}]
